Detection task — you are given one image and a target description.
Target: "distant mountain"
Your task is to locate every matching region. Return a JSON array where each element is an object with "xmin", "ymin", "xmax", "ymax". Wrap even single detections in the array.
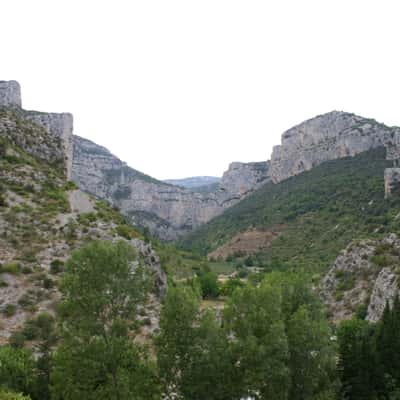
[
  {"xmin": 163, "ymin": 176, "xmax": 221, "ymax": 189},
  {"xmin": 72, "ymin": 139, "xmax": 270, "ymax": 240}
]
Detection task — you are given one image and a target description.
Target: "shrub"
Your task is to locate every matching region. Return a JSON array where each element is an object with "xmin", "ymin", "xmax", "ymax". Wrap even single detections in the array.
[
  {"xmin": 42, "ymin": 277, "xmax": 54, "ymax": 289},
  {"xmin": 9, "ymin": 332, "xmax": 25, "ymax": 349},
  {"xmin": 199, "ymin": 272, "xmax": 220, "ymax": 299},
  {"xmin": 244, "ymin": 256, "xmax": 255, "ymax": 267},
  {"xmin": 0, "ymin": 262, "xmax": 21, "ymax": 275},
  {"xmin": 17, "ymin": 293, "xmax": 36, "ymax": 310},
  {"xmin": 3, "ymin": 304, "xmax": 17, "ymax": 317},
  {"xmin": 237, "ymin": 268, "xmax": 249, "ymax": 278},
  {"xmin": 371, "ymin": 254, "xmax": 391, "ymax": 267},
  {"xmin": 21, "ymin": 267, "xmax": 33, "ymax": 275},
  {"xmin": 116, "ymin": 224, "xmax": 139, "ymax": 240},
  {"xmin": 0, "ymin": 389, "xmax": 31, "ymax": 399},
  {"xmin": 50, "ymin": 259, "xmax": 64, "ymax": 274}
]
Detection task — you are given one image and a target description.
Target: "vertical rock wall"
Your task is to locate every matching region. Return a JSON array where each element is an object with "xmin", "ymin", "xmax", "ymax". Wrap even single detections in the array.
[
  {"xmin": 24, "ymin": 112, "xmax": 74, "ymax": 179},
  {"xmin": 0, "ymin": 80, "xmax": 73, "ymax": 179},
  {"xmin": 0, "ymin": 80, "xmax": 22, "ymax": 107}
]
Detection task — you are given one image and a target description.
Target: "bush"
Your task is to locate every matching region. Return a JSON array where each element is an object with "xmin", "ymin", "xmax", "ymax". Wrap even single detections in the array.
[
  {"xmin": 3, "ymin": 304, "xmax": 17, "ymax": 317},
  {"xmin": 116, "ymin": 224, "xmax": 139, "ymax": 240},
  {"xmin": 0, "ymin": 262, "xmax": 21, "ymax": 275},
  {"xmin": 237, "ymin": 268, "xmax": 249, "ymax": 278},
  {"xmin": 21, "ymin": 267, "xmax": 33, "ymax": 275},
  {"xmin": 220, "ymin": 278, "xmax": 245, "ymax": 296},
  {"xmin": 42, "ymin": 277, "xmax": 54, "ymax": 289},
  {"xmin": 0, "ymin": 346, "xmax": 36, "ymax": 394},
  {"xmin": 0, "ymin": 389, "xmax": 31, "ymax": 399},
  {"xmin": 50, "ymin": 259, "xmax": 64, "ymax": 274},
  {"xmin": 199, "ymin": 272, "xmax": 220, "ymax": 299},
  {"xmin": 9, "ymin": 332, "xmax": 25, "ymax": 349},
  {"xmin": 371, "ymin": 254, "xmax": 391, "ymax": 267},
  {"xmin": 244, "ymin": 256, "xmax": 255, "ymax": 267}
]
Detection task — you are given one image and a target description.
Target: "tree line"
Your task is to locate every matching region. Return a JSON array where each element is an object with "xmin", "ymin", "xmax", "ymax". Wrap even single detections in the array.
[{"xmin": 0, "ymin": 241, "xmax": 399, "ymax": 400}]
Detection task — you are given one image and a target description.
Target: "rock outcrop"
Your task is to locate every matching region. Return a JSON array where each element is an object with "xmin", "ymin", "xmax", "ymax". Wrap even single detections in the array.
[
  {"xmin": 0, "ymin": 80, "xmax": 21, "ymax": 108},
  {"xmin": 270, "ymin": 111, "xmax": 392, "ymax": 183},
  {"xmin": 24, "ymin": 111, "xmax": 73, "ymax": 179},
  {"xmin": 219, "ymin": 161, "xmax": 270, "ymax": 200},
  {"xmin": 72, "ymin": 135, "xmax": 271, "ymax": 240},
  {"xmin": 384, "ymin": 168, "xmax": 400, "ymax": 198},
  {"xmin": 320, "ymin": 234, "xmax": 399, "ymax": 323},
  {"xmin": 0, "ymin": 81, "xmax": 73, "ymax": 179}
]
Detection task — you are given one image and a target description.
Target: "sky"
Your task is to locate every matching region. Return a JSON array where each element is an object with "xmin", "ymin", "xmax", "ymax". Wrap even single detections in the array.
[{"xmin": 2, "ymin": 1, "xmax": 400, "ymax": 180}]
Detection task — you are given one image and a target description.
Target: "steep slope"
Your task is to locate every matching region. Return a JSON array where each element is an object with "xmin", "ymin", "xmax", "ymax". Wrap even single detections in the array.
[
  {"xmin": 72, "ymin": 136, "xmax": 270, "ymax": 240},
  {"xmin": 320, "ymin": 234, "xmax": 399, "ymax": 323},
  {"xmin": 0, "ymin": 93, "xmax": 166, "ymax": 345},
  {"xmin": 180, "ymin": 147, "xmax": 400, "ymax": 272}
]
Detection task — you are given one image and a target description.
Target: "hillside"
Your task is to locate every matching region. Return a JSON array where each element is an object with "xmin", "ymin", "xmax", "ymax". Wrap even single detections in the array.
[
  {"xmin": 0, "ymin": 102, "xmax": 167, "ymax": 346},
  {"xmin": 179, "ymin": 147, "xmax": 400, "ymax": 272}
]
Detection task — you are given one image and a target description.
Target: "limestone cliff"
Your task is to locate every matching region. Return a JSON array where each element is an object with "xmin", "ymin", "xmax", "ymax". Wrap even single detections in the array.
[
  {"xmin": 72, "ymin": 136, "xmax": 270, "ymax": 240},
  {"xmin": 0, "ymin": 80, "xmax": 73, "ymax": 179},
  {"xmin": 320, "ymin": 234, "xmax": 399, "ymax": 323},
  {"xmin": 0, "ymin": 80, "xmax": 21, "ymax": 107},
  {"xmin": 270, "ymin": 111, "xmax": 392, "ymax": 183}
]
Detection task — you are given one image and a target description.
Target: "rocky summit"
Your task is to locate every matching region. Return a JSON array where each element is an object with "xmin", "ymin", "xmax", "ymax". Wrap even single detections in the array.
[{"xmin": 270, "ymin": 111, "xmax": 392, "ymax": 183}]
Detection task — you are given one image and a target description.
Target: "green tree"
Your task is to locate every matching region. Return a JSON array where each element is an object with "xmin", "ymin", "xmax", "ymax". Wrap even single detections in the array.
[
  {"xmin": 51, "ymin": 241, "xmax": 158, "ymax": 400},
  {"xmin": 0, "ymin": 390, "xmax": 31, "ymax": 400},
  {"xmin": 181, "ymin": 310, "xmax": 236, "ymax": 400},
  {"xmin": 0, "ymin": 346, "xmax": 36, "ymax": 396},
  {"xmin": 198, "ymin": 271, "xmax": 220, "ymax": 298},
  {"xmin": 224, "ymin": 283, "xmax": 290, "ymax": 400},
  {"xmin": 265, "ymin": 272, "xmax": 337, "ymax": 400},
  {"xmin": 156, "ymin": 285, "xmax": 200, "ymax": 399},
  {"xmin": 156, "ymin": 285, "xmax": 236, "ymax": 400},
  {"xmin": 337, "ymin": 318, "xmax": 379, "ymax": 400},
  {"xmin": 286, "ymin": 306, "xmax": 336, "ymax": 400}
]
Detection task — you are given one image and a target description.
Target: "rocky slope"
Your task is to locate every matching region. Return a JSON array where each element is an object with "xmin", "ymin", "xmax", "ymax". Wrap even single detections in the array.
[
  {"xmin": 270, "ymin": 111, "xmax": 393, "ymax": 183},
  {"xmin": 72, "ymin": 136, "xmax": 271, "ymax": 240},
  {"xmin": 320, "ymin": 234, "xmax": 399, "ymax": 323},
  {"xmin": 0, "ymin": 85, "xmax": 166, "ymax": 346}
]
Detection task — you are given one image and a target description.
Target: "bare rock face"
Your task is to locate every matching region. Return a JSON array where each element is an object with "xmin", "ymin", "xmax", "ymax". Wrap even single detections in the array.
[
  {"xmin": 367, "ymin": 267, "xmax": 398, "ymax": 323},
  {"xmin": 219, "ymin": 161, "xmax": 270, "ymax": 201},
  {"xmin": 320, "ymin": 234, "xmax": 400, "ymax": 323},
  {"xmin": 24, "ymin": 111, "xmax": 73, "ymax": 179},
  {"xmin": 0, "ymin": 80, "xmax": 21, "ymax": 107},
  {"xmin": 271, "ymin": 111, "xmax": 391, "ymax": 183},
  {"xmin": 384, "ymin": 168, "xmax": 400, "ymax": 198},
  {"xmin": 0, "ymin": 81, "xmax": 73, "ymax": 179},
  {"xmin": 72, "ymin": 136, "xmax": 270, "ymax": 240}
]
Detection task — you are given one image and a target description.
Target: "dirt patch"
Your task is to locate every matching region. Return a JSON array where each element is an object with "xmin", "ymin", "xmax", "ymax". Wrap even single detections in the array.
[{"xmin": 208, "ymin": 228, "xmax": 281, "ymax": 260}]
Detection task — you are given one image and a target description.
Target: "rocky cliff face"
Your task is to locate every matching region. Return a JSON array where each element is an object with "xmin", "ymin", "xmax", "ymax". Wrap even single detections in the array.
[
  {"xmin": 270, "ymin": 111, "xmax": 392, "ymax": 183},
  {"xmin": 72, "ymin": 136, "xmax": 270, "ymax": 240},
  {"xmin": 219, "ymin": 161, "xmax": 270, "ymax": 199},
  {"xmin": 0, "ymin": 80, "xmax": 21, "ymax": 107},
  {"xmin": 320, "ymin": 234, "xmax": 399, "ymax": 323},
  {"xmin": 24, "ymin": 111, "xmax": 73, "ymax": 179},
  {"xmin": 0, "ymin": 80, "xmax": 73, "ymax": 179}
]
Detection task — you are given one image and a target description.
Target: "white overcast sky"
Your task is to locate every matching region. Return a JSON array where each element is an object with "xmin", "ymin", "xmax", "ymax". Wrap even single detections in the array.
[{"xmin": 2, "ymin": 1, "xmax": 400, "ymax": 179}]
